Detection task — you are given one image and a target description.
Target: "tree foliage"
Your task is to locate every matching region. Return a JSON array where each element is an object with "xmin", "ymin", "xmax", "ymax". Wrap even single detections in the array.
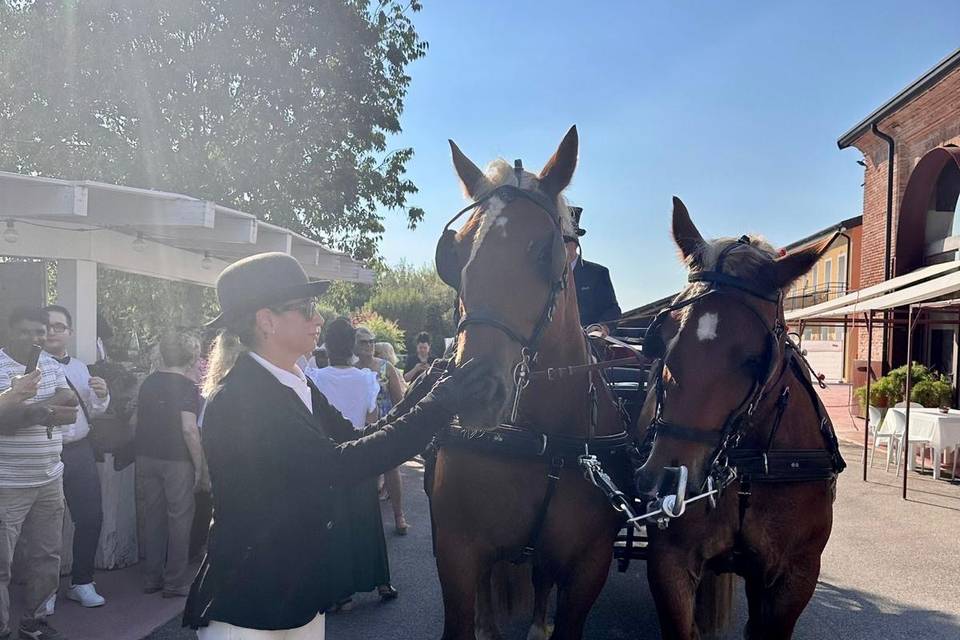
[
  {"xmin": 0, "ymin": 0, "xmax": 427, "ymax": 260},
  {"xmin": 96, "ymin": 267, "xmax": 217, "ymax": 360},
  {"xmin": 350, "ymin": 309, "xmax": 404, "ymax": 350},
  {"xmin": 363, "ymin": 261, "xmax": 454, "ymax": 354}
]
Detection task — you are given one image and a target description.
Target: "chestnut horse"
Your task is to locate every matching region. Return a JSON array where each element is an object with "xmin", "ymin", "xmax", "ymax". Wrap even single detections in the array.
[
  {"xmin": 430, "ymin": 126, "xmax": 630, "ymax": 640},
  {"xmin": 635, "ymin": 198, "xmax": 846, "ymax": 639}
]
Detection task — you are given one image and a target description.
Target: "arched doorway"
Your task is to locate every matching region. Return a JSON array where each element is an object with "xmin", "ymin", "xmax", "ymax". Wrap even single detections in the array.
[
  {"xmin": 894, "ymin": 145, "xmax": 960, "ymax": 276},
  {"xmin": 889, "ymin": 146, "xmax": 960, "ymax": 393}
]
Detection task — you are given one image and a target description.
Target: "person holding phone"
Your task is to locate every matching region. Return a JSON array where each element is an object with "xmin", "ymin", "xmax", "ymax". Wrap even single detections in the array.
[
  {"xmin": 0, "ymin": 307, "xmax": 78, "ymax": 640},
  {"xmin": 402, "ymin": 332, "xmax": 435, "ymax": 383},
  {"xmin": 183, "ymin": 253, "xmax": 496, "ymax": 639}
]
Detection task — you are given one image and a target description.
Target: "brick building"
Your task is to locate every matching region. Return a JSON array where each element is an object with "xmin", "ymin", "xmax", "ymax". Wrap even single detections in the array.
[{"xmin": 837, "ymin": 47, "xmax": 960, "ymax": 381}]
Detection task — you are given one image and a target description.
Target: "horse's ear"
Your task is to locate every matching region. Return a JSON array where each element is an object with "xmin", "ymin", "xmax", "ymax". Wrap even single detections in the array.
[
  {"xmin": 449, "ymin": 139, "xmax": 488, "ymax": 200},
  {"xmin": 769, "ymin": 237, "xmax": 831, "ymax": 290},
  {"xmin": 671, "ymin": 196, "xmax": 704, "ymax": 262},
  {"xmin": 538, "ymin": 125, "xmax": 578, "ymax": 196}
]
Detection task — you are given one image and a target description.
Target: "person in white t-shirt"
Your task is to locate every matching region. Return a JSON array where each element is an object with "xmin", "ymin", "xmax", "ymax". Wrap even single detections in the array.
[{"xmin": 305, "ymin": 317, "xmax": 397, "ymax": 608}]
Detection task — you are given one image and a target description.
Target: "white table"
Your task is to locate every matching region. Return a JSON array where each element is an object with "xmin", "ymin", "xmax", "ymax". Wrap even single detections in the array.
[{"xmin": 887, "ymin": 408, "xmax": 960, "ymax": 480}]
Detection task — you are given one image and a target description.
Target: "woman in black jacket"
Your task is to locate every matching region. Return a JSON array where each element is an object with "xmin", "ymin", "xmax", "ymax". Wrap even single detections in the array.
[{"xmin": 183, "ymin": 253, "xmax": 492, "ymax": 639}]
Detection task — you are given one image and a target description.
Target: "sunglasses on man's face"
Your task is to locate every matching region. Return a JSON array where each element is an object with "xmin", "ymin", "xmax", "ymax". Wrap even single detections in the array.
[
  {"xmin": 356, "ymin": 338, "xmax": 375, "ymax": 345},
  {"xmin": 272, "ymin": 298, "xmax": 320, "ymax": 320}
]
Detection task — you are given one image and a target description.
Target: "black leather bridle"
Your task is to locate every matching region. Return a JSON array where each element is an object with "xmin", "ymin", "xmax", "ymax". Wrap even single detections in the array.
[
  {"xmin": 437, "ymin": 161, "xmax": 570, "ymax": 421},
  {"xmin": 645, "ymin": 237, "xmax": 788, "ymax": 492}
]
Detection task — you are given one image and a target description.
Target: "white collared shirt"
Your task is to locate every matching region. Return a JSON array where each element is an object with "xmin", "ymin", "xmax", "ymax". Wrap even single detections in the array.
[
  {"xmin": 249, "ymin": 351, "xmax": 313, "ymax": 413},
  {"xmin": 49, "ymin": 353, "xmax": 110, "ymax": 444}
]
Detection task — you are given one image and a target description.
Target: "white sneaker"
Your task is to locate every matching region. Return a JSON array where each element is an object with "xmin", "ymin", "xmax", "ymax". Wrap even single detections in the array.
[{"xmin": 66, "ymin": 583, "xmax": 105, "ymax": 607}]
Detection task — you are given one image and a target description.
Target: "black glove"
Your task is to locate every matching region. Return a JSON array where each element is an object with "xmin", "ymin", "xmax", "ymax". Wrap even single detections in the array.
[{"xmin": 425, "ymin": 358, "xmax": 497, "ymax": 415}]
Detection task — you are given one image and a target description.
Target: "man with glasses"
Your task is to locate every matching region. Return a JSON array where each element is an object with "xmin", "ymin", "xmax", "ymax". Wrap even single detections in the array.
[
  {"xmin": 42, "ymin": 306, "xmax": 110, "ymax": 609},
  {"xmin": 0, "ymin": 307, "xmax": 78, "ymax": 640}
]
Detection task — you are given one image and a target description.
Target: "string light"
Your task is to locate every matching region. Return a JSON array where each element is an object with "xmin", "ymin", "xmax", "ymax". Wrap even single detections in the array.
[
  {"xmin": 131, "ymin": 232, "xmax": 147, "ymax": 252},
  {"xmin": 201, "ymin": 250, "xmax": 213, "ymax": 270},
  {"xmin": 3, "ymin": 221, "xmax": 18, "ymax": 244}
]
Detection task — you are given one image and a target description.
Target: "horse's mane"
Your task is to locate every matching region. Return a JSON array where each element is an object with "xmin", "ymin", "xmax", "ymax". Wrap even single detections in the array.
[
  {"xmin": 673, "ymin": 236, "xmax": 779, "ymax": 320},
  {"xmin": 459, "ymin": 159, "xmax": 576, "ymax": 240},
  {"xmin": 687, "ymin": 235, "xmax": 778, "ymax": 279}
]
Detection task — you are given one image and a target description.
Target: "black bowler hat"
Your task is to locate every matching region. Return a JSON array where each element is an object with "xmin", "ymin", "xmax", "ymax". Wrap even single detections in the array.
[
  {"xmin": 205, "ymin": 252, "xmax": 330, "ymax": 328},
  {"xmin": 568, "ymin": 206, "xmax": 586, "ymax": 237}
]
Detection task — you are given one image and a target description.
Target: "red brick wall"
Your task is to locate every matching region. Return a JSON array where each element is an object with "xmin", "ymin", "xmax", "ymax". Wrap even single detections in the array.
[{"xmin": 848, "ymin": 64, "xmax": 960, "ymax": 367}]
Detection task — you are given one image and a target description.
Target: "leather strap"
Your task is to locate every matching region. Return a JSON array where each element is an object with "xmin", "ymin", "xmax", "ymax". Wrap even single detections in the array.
[
  {"xmin": 726, "ymin": 449, "xmax": 839, "ymax": 483},
  {"xmin": 512, "ymin": 456, "xmax": 563, "ymax": 563}
]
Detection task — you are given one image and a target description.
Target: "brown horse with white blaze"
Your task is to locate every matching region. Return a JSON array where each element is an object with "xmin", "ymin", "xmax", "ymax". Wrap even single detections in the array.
[
  {"xmin": 636, "ymin": 197, "xmax": 845, "ymax": 639},
  {"xmin": 430, "ymin": 126, "xmax": 627, "ymax": 640}
]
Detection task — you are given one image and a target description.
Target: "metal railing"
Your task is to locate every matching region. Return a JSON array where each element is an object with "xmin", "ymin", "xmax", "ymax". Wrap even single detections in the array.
[{"xmin": 783, "ymin": 281, "xmax": 848, "ymax": 312}]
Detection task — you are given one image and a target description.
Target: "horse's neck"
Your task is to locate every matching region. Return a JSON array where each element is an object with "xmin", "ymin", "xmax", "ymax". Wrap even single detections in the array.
[
  {"xmin": 519, "ymin": 292, "xmax": 620, "ymax": 437},
  {"xmin": 752, "ymin": 359, "xmax": 828, "ymax": 450}
]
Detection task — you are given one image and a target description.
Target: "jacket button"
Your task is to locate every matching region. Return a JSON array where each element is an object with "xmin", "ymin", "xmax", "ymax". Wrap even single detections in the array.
[{"xmin": 326, "ymin": 520, "xmax": 335, "ymax": 530}]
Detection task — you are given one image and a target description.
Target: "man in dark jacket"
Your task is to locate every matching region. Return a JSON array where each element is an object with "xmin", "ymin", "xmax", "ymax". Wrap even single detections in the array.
[{"xmin": 566, "ymin": 207, "xmax": 622, "ymax": 334}]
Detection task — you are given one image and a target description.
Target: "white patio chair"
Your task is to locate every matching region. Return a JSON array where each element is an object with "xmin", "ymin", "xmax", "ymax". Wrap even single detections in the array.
[
  {"xmin": 890, "ymin": 402, "xmax": 933, "ymax": 476},
  {"xmin": 867, "ymin": 406, "xmax": 890, "ymax": 468},
  {"xmin": 877, "ymin": 407, "xmax": 905, "ymax": 473}
]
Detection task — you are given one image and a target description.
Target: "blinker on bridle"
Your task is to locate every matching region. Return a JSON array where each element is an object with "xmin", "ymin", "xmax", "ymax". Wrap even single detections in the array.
[{"xmin": 436, "ymin": 159, "xmax": 569, "ymax": 350}]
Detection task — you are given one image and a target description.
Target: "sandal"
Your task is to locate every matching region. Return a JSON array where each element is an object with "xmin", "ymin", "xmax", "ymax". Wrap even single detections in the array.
[{"xmin": 395, "ymin": 515, "xmax": 409, "ymax": 536}]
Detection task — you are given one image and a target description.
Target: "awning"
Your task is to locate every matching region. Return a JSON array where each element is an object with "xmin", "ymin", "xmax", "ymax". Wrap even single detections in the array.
[
  {"xmin": 785, "ymin": 261, "xmax": 960, "ymax": 322},
  {"xmin": 0, "ymin": 170, "xmax": 375, "ymax": 286}
]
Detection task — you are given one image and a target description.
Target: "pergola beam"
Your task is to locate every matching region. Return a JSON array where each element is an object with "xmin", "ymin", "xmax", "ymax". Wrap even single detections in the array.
[
  {"xmin": 85, "ymin": 190, "xmax": 215, "ymax": 228},
  {"xmin": 0, "ymin": 181, "xmax": 86, "ymax": 218},
  {"xmin": 145, "ymin": 215, "xmax": 258, "ymax": 245}
]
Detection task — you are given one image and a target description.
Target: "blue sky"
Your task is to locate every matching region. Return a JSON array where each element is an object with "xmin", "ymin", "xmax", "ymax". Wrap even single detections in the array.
[{"xmin": 378, "ymin": 1, "xmax": 960, "ymax": 311}]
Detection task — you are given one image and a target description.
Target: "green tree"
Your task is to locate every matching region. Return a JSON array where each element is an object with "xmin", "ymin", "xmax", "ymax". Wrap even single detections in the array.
[
  {"xmin": 0, "ymin": 0, "xmax": 426, "ymax": 260},
  {"xmin": 97, "ymin": 267, "xmax": 217, "ymax": 360},
  {"xmin": 364, "ymin": 261, "xmax": 454, "ymax": 354}
]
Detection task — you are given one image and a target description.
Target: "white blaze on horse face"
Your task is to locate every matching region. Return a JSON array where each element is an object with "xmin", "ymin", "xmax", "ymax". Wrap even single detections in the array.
[
  {"xmin": 493, "ymin": 215, "xmax": 509, "ymax": 237},
  {"xmin": 468, "ymin": 196, "xmax": 506, "ymax": 265},
  {"xmin": 696, "ymin": 312, "xmax": 719, "ymax": 342}
]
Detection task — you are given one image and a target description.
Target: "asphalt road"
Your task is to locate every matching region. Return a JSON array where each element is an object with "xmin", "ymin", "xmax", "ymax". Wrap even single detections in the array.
[{"xmin": 147, "ymin": 444, "xmax": 960, "ymax": 639}]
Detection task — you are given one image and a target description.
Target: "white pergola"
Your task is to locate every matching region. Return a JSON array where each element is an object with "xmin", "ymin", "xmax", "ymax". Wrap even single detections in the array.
[{"xmin": 0, "ymin": 170, "xmax": 374, "ymax": 361}]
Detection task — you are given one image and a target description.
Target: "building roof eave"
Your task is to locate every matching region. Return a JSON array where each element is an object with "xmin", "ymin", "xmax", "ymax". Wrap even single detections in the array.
[
  {"xmin": 837, "ymin": 47, "xmax": 960, "ymax": 150},
  {"xmin": 782, "ymin": 215, "xmax": 863, "ymax": 252}
]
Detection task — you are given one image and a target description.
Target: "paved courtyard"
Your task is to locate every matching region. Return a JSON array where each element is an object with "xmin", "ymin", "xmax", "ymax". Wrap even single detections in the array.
[{"xmin": 24, "ymin": 381, "xmax": 960, "ymax": 639}]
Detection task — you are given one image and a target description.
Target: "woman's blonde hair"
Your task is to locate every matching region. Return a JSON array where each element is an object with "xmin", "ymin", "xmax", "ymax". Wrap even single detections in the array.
[
  {"xmin": 159, "ymin": 331, "xmax": 201, "ymax": 369},
  {"xmin": 374, "ymin": 341, "xmax": 398, "ymax": 365},
  {"xmin": 201, "ymin": 313, "xmax": 257, "ymax": 397}
]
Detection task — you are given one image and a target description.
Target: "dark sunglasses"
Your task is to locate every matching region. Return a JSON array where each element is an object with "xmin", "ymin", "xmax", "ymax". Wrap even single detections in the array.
[
  {"xmin": 271, "ymin": 298, "xmax": 320, "ymax": 319},
  {"xmin": 356, "ymin": 338, "xmax": 375, "ymax": 345}
]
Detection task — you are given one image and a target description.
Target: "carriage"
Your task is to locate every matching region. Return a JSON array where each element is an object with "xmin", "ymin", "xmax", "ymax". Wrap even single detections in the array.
[{"xmin": 419, "ymin": 126, "xmax": 846, "ymax": 640}]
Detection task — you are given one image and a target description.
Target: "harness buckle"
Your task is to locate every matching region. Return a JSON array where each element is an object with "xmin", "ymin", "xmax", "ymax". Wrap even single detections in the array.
[
  {"xmin": 537, "ymin": 434, "xmax": 548, "ymax": 456},
  {"xmin": 762, "ymin": 452, "xmax": 769, "ymax": 475}
]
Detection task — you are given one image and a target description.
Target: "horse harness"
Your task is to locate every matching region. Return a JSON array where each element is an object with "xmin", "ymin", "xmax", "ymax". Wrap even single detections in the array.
[
  {"xmin": 643, "ymin": 236, "xmax": 846, "ymax": 527},
  {"xmin": 433, "ymin": 160, "xmax": 637, "ymax": 563}
]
